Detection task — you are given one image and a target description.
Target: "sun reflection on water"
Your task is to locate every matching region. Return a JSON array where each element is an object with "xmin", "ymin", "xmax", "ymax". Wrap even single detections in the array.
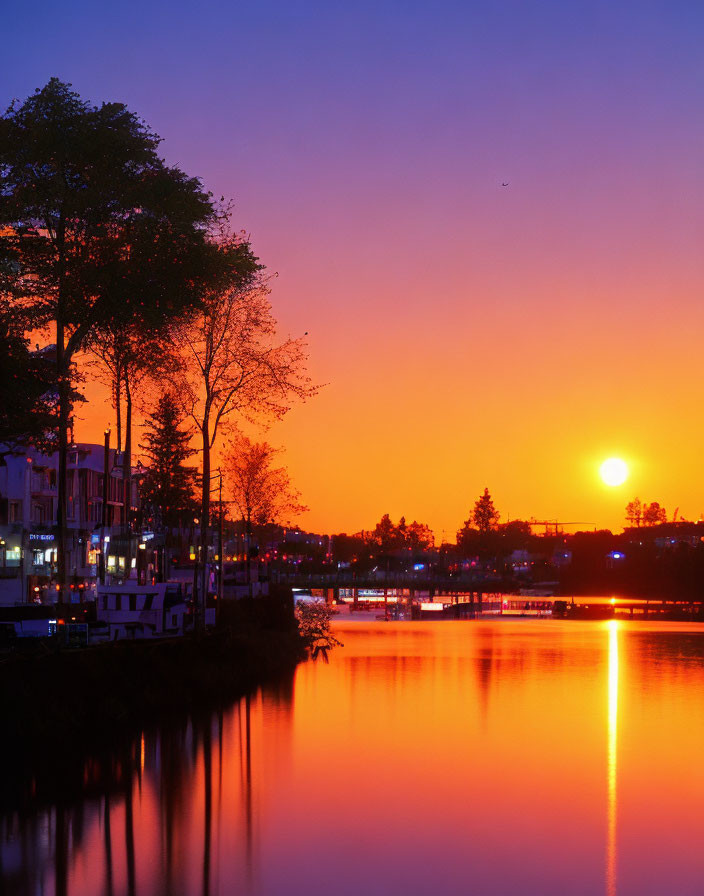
[{"xmin": 607, "ymin": 620, "xmax": 619, "ymax": 896}]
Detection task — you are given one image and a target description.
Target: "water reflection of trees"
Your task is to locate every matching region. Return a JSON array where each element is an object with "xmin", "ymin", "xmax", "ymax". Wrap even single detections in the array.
[{"xmin": 0, "ymin": 673, "xmax": 296, "ymax": 896}]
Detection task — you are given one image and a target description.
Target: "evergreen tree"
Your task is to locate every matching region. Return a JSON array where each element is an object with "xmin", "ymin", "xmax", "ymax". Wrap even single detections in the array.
[
  {"xmin": 139, "ymin": 393, "xmax": 198, "ymax": 529},
  {"xmin": 473, "ymin": 487, "xmax": 500, "ymax": 534}
]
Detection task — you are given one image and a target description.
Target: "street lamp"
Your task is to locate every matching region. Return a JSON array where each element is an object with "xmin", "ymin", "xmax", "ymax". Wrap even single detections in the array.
[{"xmin": 194, "ymin": 470, "xmax": 224, "ymax": 630}]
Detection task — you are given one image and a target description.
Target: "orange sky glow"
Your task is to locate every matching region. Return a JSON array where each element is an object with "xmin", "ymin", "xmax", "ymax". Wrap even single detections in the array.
[{"xmin": 16, "ymin": 1, "xmax": 701, "ymax": 540}]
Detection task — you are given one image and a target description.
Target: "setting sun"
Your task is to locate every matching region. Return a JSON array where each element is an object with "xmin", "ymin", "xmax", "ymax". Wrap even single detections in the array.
[{"xmin": 600, "ymin": 457, "xmax": 629, "ymax": 487}]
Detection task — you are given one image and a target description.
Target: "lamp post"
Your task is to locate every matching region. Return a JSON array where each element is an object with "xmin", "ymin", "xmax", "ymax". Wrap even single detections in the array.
[
  {"xmin": 195, "ymin": 469, "xmax": 224, "ymax": 631},
  {"xmin": 99, "ymin": 428, "xmax": 110, "ymax": 585}
]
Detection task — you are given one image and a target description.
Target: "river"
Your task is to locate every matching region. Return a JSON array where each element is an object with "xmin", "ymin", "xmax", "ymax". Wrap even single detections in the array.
[{"xmin": 4, "ymin": 618, "xmax": 704, "ymax": 895}]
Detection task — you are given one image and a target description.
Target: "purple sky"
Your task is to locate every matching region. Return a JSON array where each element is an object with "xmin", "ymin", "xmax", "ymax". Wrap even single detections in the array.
[{"xmin": 4, "ymin": 0, "xmax": 704, "ymax": 535}]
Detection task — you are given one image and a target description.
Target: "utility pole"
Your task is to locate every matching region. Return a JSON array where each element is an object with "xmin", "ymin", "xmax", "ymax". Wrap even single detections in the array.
[
  {"xmin": 198, "ymin": 470, "xmax": 225, "ymax": 631},
  {"xmin": 100, "ymin": 429, "xmax": 110, "ymax": 585},
  {"xmin": 218, "ymin": 468, "xmax": 224, "ymax": 623}
]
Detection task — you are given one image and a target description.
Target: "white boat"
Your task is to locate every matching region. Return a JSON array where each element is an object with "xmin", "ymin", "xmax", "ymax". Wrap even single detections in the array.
[{"xmin": 95, "ymin": 580, "xmax": 214, "ymax": 640}]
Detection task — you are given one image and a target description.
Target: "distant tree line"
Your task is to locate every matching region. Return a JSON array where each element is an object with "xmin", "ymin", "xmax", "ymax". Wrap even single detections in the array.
[{"xmin": 625, "ymin": 497, "xmax": 668, "ymax": 527}]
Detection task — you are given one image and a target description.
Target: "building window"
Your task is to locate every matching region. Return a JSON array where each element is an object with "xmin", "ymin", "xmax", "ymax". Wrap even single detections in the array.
[
  {"xmin": 5, "ymin": 547, "xmax": 21, "ymax": 566},
  {"xmin": 32, "ymin": 550, "xmax": 44, "ymax": 566},
  {"xmin": 9, "ymin": 502, "xmax": 21, "ymax": 523}
]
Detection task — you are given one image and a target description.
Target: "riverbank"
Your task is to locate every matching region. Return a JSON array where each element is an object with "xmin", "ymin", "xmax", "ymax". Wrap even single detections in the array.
[{"xmin": 0, "ymin": 590, "xmax": 306, "ymax": 788}]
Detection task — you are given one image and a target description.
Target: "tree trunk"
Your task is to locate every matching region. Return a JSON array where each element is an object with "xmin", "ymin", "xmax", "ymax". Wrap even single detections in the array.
[
  {"xmin": 245, "ymin": 511, "xmax": 252, "ymax": 588},
  {"xmin": 56, "ymin": 217, "xmax": 68, "ymax": 604},
  {"xmin": 123, "ymin": 372, "xmax": 133, "ymax": 578},
  {"xmin": 114, "ymin": 362, "xmax": 122, "ymax": 454},
  {"xmin": 57, "ymin": 375, "xmax": 70, "ymax": 603},
  {"xmin": 199, "ymin": 413, "xmax": 211, "ymax": 631}
]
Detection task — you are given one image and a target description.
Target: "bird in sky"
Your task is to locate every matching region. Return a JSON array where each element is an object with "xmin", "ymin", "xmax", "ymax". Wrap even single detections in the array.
[{"xmin": 501, "ymin": 182, "xmax": 510, "ymax": 187}]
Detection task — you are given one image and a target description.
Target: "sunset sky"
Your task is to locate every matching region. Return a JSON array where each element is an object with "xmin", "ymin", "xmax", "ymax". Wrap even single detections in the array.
[{"xmin": 4, "ymin": 0, "xmax": 704, "ymax": 537}]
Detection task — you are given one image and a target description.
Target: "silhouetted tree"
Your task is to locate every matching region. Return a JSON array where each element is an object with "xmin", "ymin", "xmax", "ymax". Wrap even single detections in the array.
[
  {"xmin": 89, "ymin": 324, "xmax": 180, "ymax": 572},
  {"xmin": 139, "ymin": 392, "xmax": 198, "ymax": 529},
  {"xmin": 371, "ymin": 514, "xmax": 404, "ymax": 552},
  {"xmin": 473, "ymin": 488, "xmax": 500, "ymax": 534},
  {"xmin": 368, "ymin": 514, "xmax": 434, "ymax": 555},
  {"xmin": 455, "ymin": 520, "xmax": 481, "ymax": 555},
  {"xmin": 642, "ymin": 501, "xmax": 667, "ymax": 526},
  {"xmin": 456, "ymin": 489, "xmax": 501, "ymax": 557},
  {"xmin": 0, "ymin": 78, "xmax": 241, "ymax": 596},
  {"xmin": 225, "ymin": 434, "xmax": 307, "ymax": 575},
  {"xmin": 0, "ymin": 302, "xmax": 65, "ymax": 453},
  {"xmin": 405, "ymin": 520, "xmax": 435, "ymax": 551},
  {"xmin": 174, "ymin": 276, "xmax": 316, "ymax": 622},
  {"xmin": 496, "ymin": 519, "xmax": 533, "ymax": 552},
  {"xmin": 626, "ymin": 498, "xmax": 642, "ymax": 527}
]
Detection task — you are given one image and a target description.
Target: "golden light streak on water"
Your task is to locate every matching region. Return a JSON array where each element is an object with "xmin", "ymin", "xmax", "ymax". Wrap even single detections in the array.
[
  {"xmin": 140, "ymin": 733, "xmax": 145, "ymax": 774},
  {"xmin": 606, "ymin": 620, "xmax": 619, "ymax": 896}
]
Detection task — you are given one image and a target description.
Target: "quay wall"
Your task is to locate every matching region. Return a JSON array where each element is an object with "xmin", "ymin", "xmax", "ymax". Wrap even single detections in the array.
[{"xmin": 0, "ymin": 590, "xmax": 305, "ymax": 763}]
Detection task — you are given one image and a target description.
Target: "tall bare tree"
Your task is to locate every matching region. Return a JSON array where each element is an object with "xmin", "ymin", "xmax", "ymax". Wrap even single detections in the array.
[
  {"xmin": 88, "ymin": 324, "xmax": 181, "ymax": 573},
  {"xmin": 174, "ymin": 276, "xmax": 316, "ymax": 620}
]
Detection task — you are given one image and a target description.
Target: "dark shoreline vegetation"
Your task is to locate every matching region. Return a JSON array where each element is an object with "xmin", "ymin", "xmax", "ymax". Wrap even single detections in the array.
[{"xmin": 0, "ymin": 590, "xmax": 306, "ymax": 811}]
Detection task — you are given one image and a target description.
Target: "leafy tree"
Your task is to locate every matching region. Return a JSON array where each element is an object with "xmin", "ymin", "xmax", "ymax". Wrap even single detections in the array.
[
  {"xmin": 0, "ymin": 79, "xmax": 245, "ymax": 595},
  {"xmin": 473, "ymin": 488, "xmax": 500, "ymax": 534},
  {"xmin": 295, "ymin": 600, "xmax": 343, "ymax": 661},
  {"xmin": 405, "ymin": 520, "xmax": 434, "ymax": 551},
  {"xmin": 626, "ymin": 498, "xmax": 642, "ymax": 528},
  {"xmin": 369, "ymin": 514, "xmax": 434, "ymax": 554},
  {"xmin": 496, "ymin": 519, "xmax": 533, "ymax": 552},
  {"xmin": 642, "ymin": 501, "xmax": 667, "ymax": 526},
  {"xmin": 139, "ymin": 392, "xmax": 198, "ymax": 529},
  {"xmin": 0, "ymin": 302, "xmax": 64, "ymax": 453},
  {"xmin": 224, "ymin": 434, "xmax": 307, "ymax": 576},
  {"xmin": 455, "ymin": 519, "xmax": 481, "ymax": 554},
  {"xmin": 371, "ymin": 513, "xmax": 404, "ymax": 552}
]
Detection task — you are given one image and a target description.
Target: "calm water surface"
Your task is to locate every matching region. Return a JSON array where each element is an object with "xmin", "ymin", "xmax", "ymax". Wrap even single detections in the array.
[{"xmin": 4, "ymin": 619, "xmax": 704, "ymax": 896}]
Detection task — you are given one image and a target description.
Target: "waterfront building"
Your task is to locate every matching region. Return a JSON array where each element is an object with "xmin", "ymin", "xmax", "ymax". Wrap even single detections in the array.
[{"xmin": 0, "ymin": 443, "xmax": 139, "ymax": 605}]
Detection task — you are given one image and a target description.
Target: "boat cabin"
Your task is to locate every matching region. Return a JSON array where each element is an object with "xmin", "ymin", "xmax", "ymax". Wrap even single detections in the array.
[{"xmin": 96, "ymin": 581, "xmax": 192, "ymax": 640}]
